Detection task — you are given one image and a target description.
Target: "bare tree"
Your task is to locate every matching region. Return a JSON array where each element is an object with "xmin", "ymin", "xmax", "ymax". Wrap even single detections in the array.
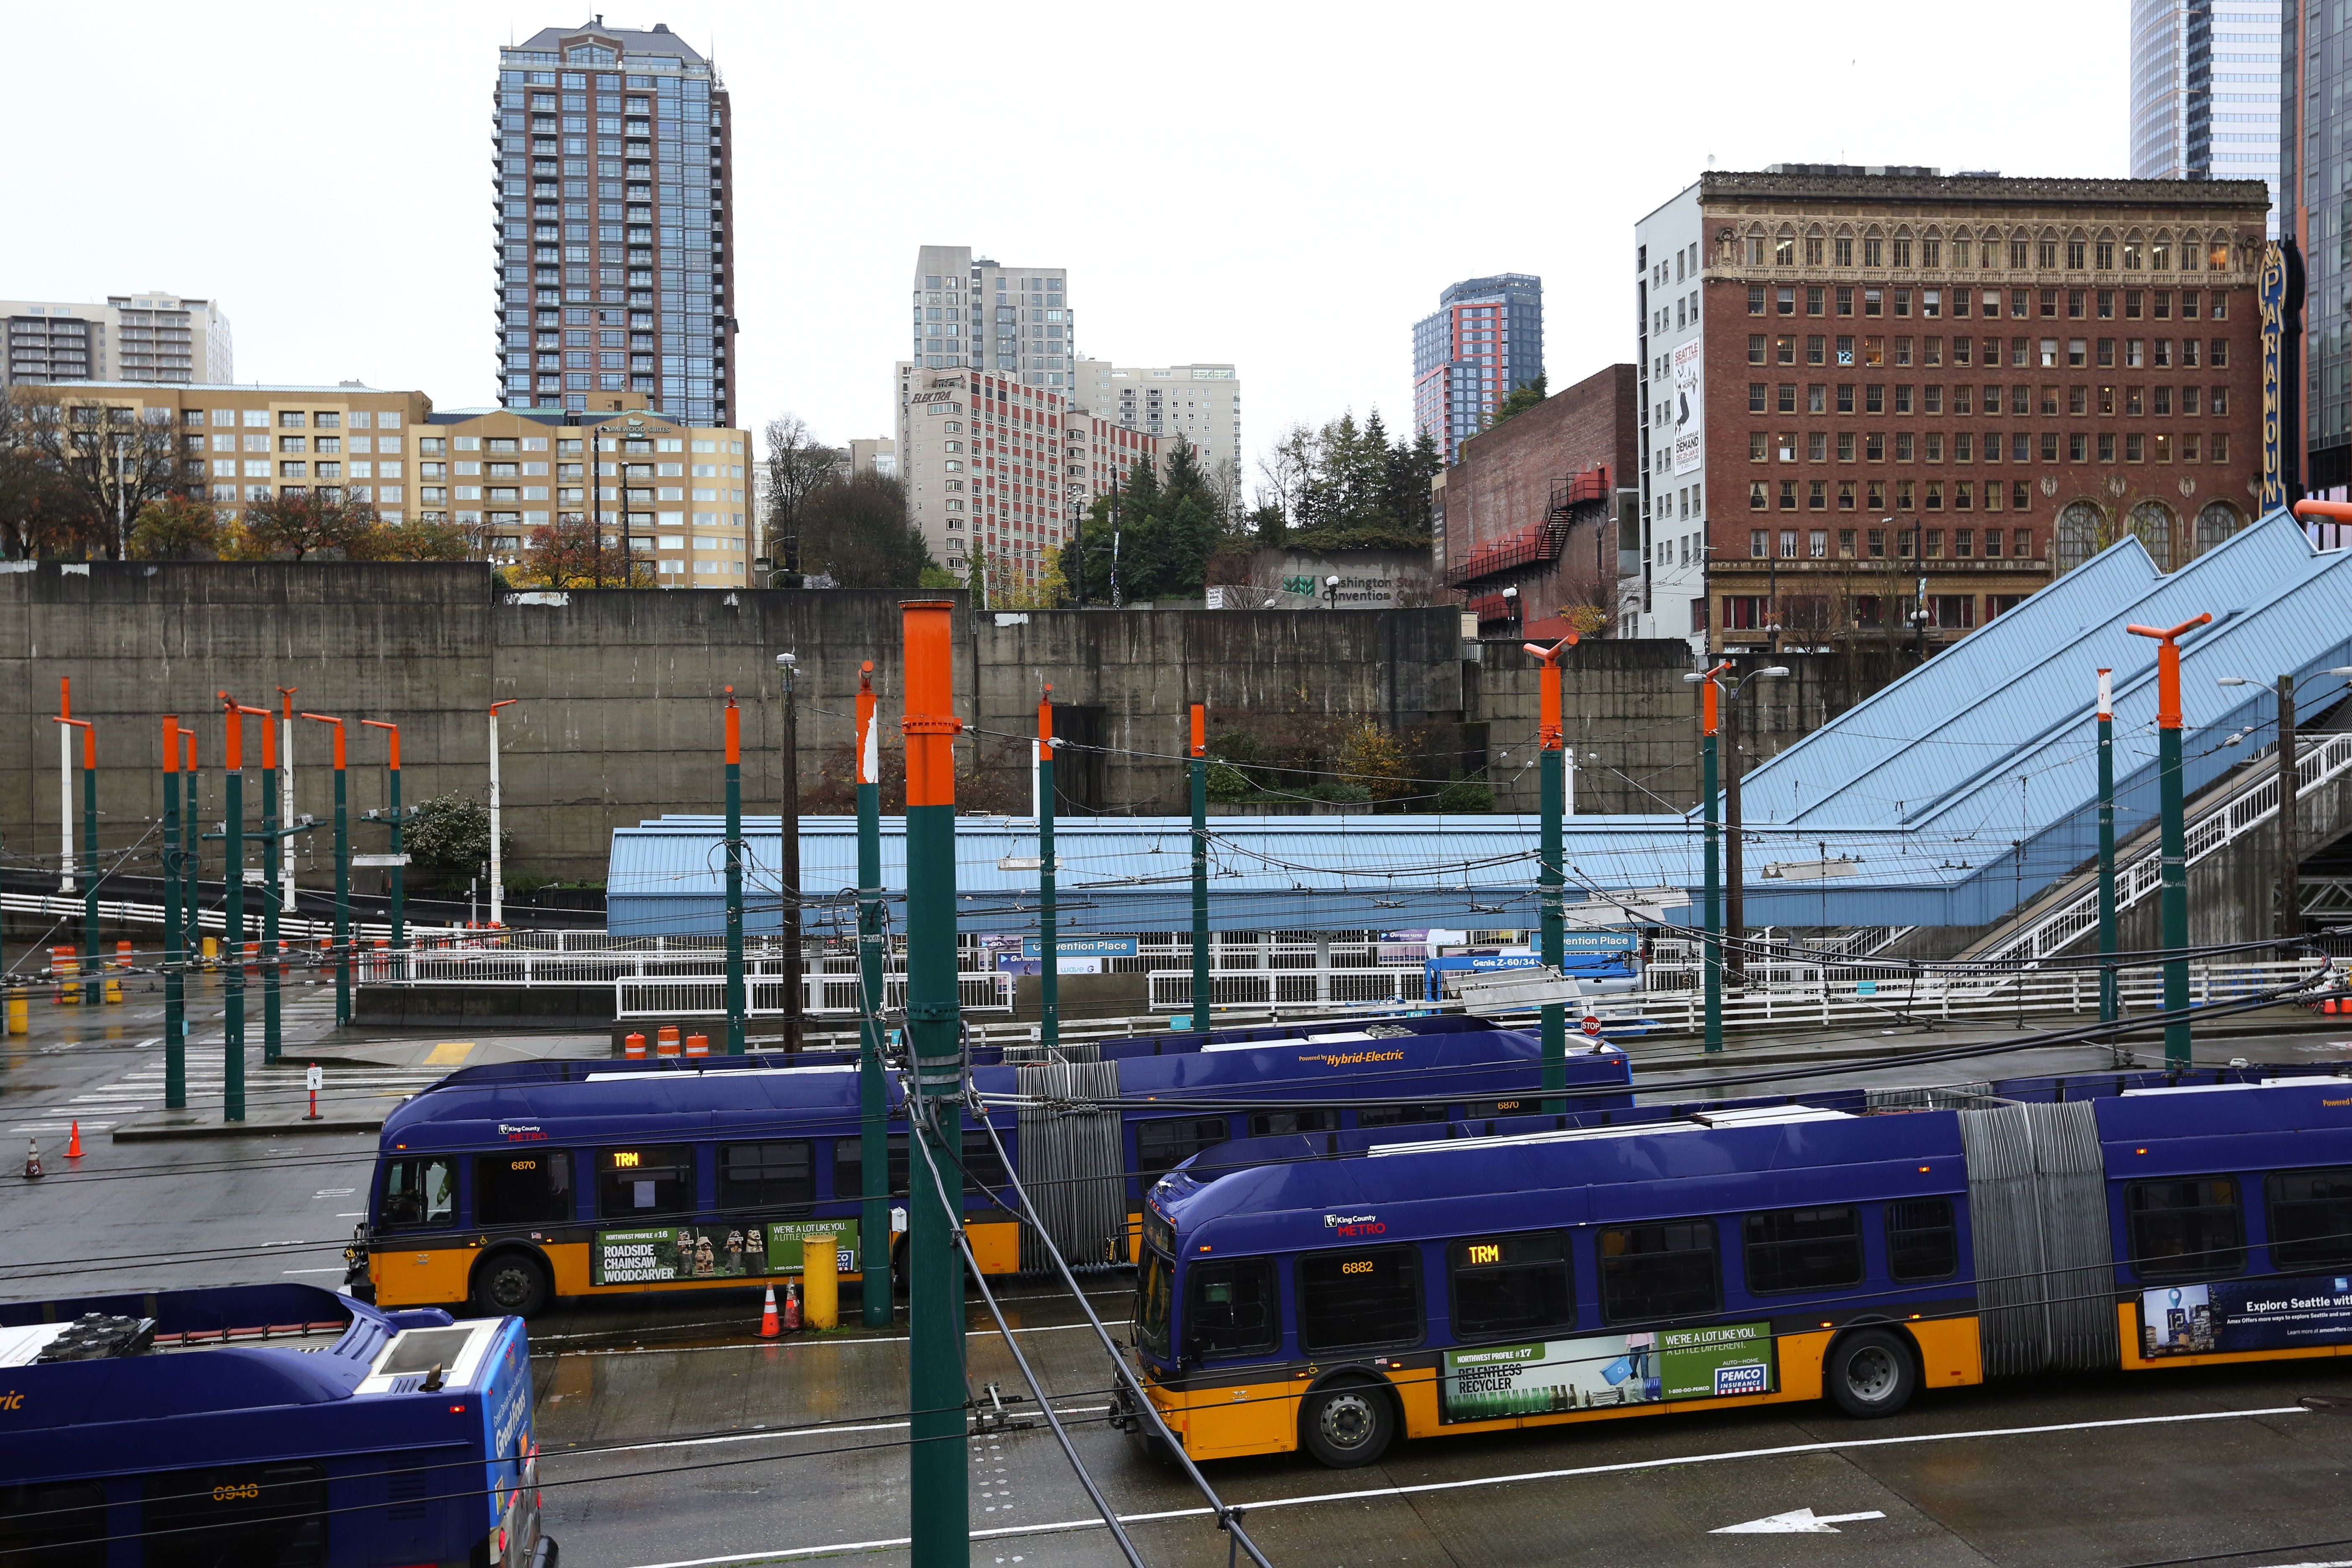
[
  {"xmin": 0, "ymin": 390, "xmax": 95, "ymax": 559},
  {"xmin": 21, "ymin": 393, "xmax": 185, "ymax": 560},
  {"xmin": 1252, "ymin": 422, "xmax": 1316, "ymax": 531},
  {"xmin": 761, "ymin": 413, "xmax": 842, "ymax": 582}
]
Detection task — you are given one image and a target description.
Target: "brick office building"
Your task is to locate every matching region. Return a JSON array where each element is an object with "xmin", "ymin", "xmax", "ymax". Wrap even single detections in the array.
[
  {"xmin": 1434, "ymin": 362, "xmax": 1637, "ymax": 639},
  {"xmin": 1634, "ymin": 167, "xmax": 2268, "ymax": 656}
]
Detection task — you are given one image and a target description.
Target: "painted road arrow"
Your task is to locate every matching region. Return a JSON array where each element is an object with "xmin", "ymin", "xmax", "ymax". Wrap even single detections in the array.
[{"xmin": 1711, "ymin": 1507, "xmax": 1888, "ymax": 1535}]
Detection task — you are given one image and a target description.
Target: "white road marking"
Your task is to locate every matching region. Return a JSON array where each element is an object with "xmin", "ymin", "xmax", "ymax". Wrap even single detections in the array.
[
  {"xmin": 555, "ymin": 1408, "xmax": 1110, "ymax": 1457},
  {"xmin": 280, "ymin": 1268, "xmax": 346, "ymax": 1275},
  {"xmin": 612, "ymin": 1402, "xmax": 2316, "ymax": 1568},
  {"xmin": 545, "ymin": 1320, "xmax": 1134, "ymax": 1357},
  {"xmin": 1712, "ymin": 1507, "xmax": 1887, "ymax": 1534}
]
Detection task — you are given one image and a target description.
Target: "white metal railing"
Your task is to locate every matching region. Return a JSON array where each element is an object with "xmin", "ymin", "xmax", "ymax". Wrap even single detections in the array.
[
  {"xmin": 1144, "ymin": 966, "xmax": 1429, "ymax": 1011},
  {"xmin": 615, "ymin": 969, "xmax": 1014, "ymax": 1020},
  {"xmin": 1982, "ymin": 730, "xmax": 2352, "ymax": 965}
]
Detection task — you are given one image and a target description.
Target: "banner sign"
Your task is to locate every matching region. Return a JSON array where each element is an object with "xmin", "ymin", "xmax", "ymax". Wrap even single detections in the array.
[
  {"xmin": 1021, "ymin": 936, "xmax": 1137, "ymax": 959},
  {"xmin": 1671, "ymin": 339, "xmax": 1704, "ymax": 475},
  {"xmin": 2139, "ymin": 1273, "xmax": 2352, "ymax": 1357},
  {"xmin": 591, "ymin": 1219, "xmax": 860, "ymax": 1285},
  {"xmin": 2259, "ymin": 240, "xmax": 2288, "ymax": 514},
  {"xmin": 1439, "ymin": 1321, "xmax": 1774, "ymax": 1422}
]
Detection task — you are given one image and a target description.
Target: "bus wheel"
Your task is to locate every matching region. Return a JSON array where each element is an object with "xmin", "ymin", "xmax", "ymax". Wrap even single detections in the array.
[
  {"xmin": 1301, "ymin": 1378, "xmax": 1393, "ymax": 1468},
  {"xmin": 1825, "ymin": 1329, "xmax": 1916, "ymax": 1419},
  {"xmin": 470, "ymin": 1251, "xmax": 551, "ymax": 1319}
]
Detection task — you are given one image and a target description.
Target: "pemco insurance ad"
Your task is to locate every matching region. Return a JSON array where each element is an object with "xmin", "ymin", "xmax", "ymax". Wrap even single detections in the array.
[{"xmin": 1440, "ymin": 1321, "xmax": 1774, "ymax": 1423}]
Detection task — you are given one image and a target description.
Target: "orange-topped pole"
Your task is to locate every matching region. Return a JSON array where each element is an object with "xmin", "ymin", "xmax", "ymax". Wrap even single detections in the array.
[
  {"xmin": 2128, "ymin": 613, "xmax": 2213, "ymax": 1066},
  {"xmin": 899, "ymin": 601, "xmax": 967, "ymax": 1566},
  {"xmin": 301, "ymin": 713, "xmax": 352, "ymax": 1026},
  {"xmin": 360, "ymin": 720, "xmax": 405, "ymax": 968},
  {"xmin": 1038, "ymin": 682, "xmax": 1061, "ymax": 1054},
  {"xmin": 56, "ymin": 678, "xmax": 74, "ymax": 896},
  {"xmin": 221, "ymin": 694, "xmax": 247, "ymax": 1121},
  {"xmin": 1524, "ymin": 634, "xmax": 1579, "ymax": 1096},
  {"xmin": 1189, "ymin": 702, "xmax": 1209, "ymax": 1031},
  {"xmin": 723, "ymin": 686, "xmax": 746, "ymax": 1056},
  {"xmin": 277, "ymin": 686, "xmax": 298, "ymax": 912},
  {"xmin": 162, "ymin": 716, "xmax": 187, "ymax": 1109},
  {"xmin": 236, "ymin": 704, "xmax": 283, "ymax": 1064}
]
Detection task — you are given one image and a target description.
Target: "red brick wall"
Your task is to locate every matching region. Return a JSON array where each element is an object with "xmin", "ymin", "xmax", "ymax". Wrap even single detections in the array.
[{"xmin": 1443, "ymin": 363, "xmax": 1636, "ymax": 629}]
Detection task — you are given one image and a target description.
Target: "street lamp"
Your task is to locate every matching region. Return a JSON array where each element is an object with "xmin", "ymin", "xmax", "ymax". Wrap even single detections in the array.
[
  {"xmin": 2215, "ymin": 664, "xmax": 2352, "ymax": 940},
  {"xmin": 1501, "ymin": 584, "xmax": 1520, "ymax": 637},
  {"xmin": 1324, "ymin": 573, "xmax": 1340, "ymax": 611}
]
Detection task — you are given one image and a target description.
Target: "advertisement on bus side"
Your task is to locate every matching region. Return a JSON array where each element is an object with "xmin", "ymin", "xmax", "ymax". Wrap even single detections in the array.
[
  {"xmin": 590, "ymin": 1219, "xmax": 860, "ymax": 1285},
  {"xmin": 2139, "ymin": 1274, "xmax": 2352, "ymax": 1357},
  {"xmin": 1439, "ymin": 1321, "xmax": 1774, "ymax": 1422}
]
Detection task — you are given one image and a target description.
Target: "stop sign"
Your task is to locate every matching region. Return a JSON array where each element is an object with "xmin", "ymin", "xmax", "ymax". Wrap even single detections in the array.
[{"xmin": 1580, "ymin": 1014, "xmax": 1602, "ymax": 1037}]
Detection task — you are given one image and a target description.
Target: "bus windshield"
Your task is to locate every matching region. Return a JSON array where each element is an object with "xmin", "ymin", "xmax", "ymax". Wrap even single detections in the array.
[{"xmin": 1136, "ymin": 1247, "xmax": 1173, "ymax": 1360}]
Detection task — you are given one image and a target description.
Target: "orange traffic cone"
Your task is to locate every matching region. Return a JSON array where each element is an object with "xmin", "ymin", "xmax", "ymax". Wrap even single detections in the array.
[
  {"xmin": 758, "ymin": 1285, "xmax": 781, "ymax": 1339},
  {"xmin": 66, "ymin": 1121, "xmax": 82, "ymax": 1159},
  {"xmin": 783, "ymin": 1282, "xmax": 803, "ymax": 1333}
]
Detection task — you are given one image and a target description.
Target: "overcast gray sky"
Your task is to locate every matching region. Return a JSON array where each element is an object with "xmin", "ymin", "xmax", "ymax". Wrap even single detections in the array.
[{"xmin": 7, "ymin": 2, "xmax": 2128, "ymax": 492}]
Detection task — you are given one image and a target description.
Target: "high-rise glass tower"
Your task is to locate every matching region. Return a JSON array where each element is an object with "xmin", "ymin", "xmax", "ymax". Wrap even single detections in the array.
[
  {"xmin": 2130, "ymin": 0, "xmax": 2280, "ymax": 231},
  {"xmin": 1413, "ymin": 274, "xmax": 1544, "ymax": 463},
  {"xmin": 494, "ymin": 22, "xmax": 735, "ymax": 427}
]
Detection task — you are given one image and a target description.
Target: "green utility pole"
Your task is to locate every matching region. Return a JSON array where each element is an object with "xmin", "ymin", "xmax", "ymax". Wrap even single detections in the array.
[
  {"xmin": 1189, "ymin": 704, "xmax": 1209, "ymax": 1031},
  {"xmin": 362, "ymin": 721, "xmax": 405, "ymax": 977},
  {"xmin": 902, "ymin": 601, "xmax": 968, "ymax": 1568},
  {"xmin": 74, "ymin": 725, "xmax": 97, "ymax": 1008},
  {"xmin": 855, "ymin": 661, "xmax": 890, "ymax": 1329},
  {"xmin": 1038, "ymin": 687, "xmax": 1059, "ymax": 1054},
  {"xmin": 2096, "ymin": 669, "xmax": 2118, "ymax": 1024},
  {"xmin": 162, "ymin": 720, "xmax": 186, "ymax": 1110},
  {"xmin": 724, "ymin": 688, "xmax": 746, "ymax": 1056},
  {"xmin": 304, "ymin": 715, "xmax": 352, "ymax": 1027},
  {"xmin": 180, "ymin": 730, "xmax": 200, "ymax": 975},
  {"xmin": 1697, "ymin": 665, "xmax": 1727, "ymax": 1051},
  {"xmin": 2130, "ymin": 615, "xmax": 2210, "ymax": 1068},
  {"xmin": 1530, "ymin": 636, "xmax": 1576, "ymax": 1105},
  {"xmin": 222, "ymin": 698, "xmax": 246, "ymax": 1123}
]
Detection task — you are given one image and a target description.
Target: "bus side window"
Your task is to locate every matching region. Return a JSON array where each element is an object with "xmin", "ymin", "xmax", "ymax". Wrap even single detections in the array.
[
  {"xmin": 834, "ymin": 1135, "xmax": 910, "ymax": 1200},
  {"xmin": 475, "ymin": 1152, "xmax": 575, "ymax": 1227},
  {"xmin": 719, "ymin": 1141, "xmax": 815, "ymax": 1211},
  {"xmin": 0, "ymin": 1480, "xmax": 107, "ymax": 1568},
  {"xmin": 2269, "ymin": 1167, "xmax": 2352, "ymax": 1271},
  {"xmin": 1298, "ymin": 1245, "xmax": 1424, "ymax": 1354},
  {"xmin": 1450, "ymin": 1231, "xmax": 1575, "ymax": 1341},
  {"xmin": 143, "ymin": 1461, "xmax": 328, "ymax": 1568},
  {"xmin": 596, "ymin": 1146, "xmax": 693, "ymax": 1220},
  {"xmin": 1743, "ymin": 1206, "xmax": 1863, "ymax": 1296},
  {"xmin": 1598, "ymin": 1221, "xmax": 1721, "ymax": 1324},
  {"xmin": 1886, "ymin": 1197, "xmax": 1959, "ymax": 1280},
  {"xmin": 1249, "ymin": 1109, "xmax": 1342, "ymax": 1137},
  {"xmin": 1185, "ymin": 1257, "xmax": 1280, "ymax": 1359},
  {"xmin": 1135, "ymin": 1116, "xmax": 1229, "ymax": 1182},
  {"xmin": 961, "ymin": 1128, "xmax": 1010, "ymax": 1194},
  {"xmin": 380, "ymin": 1156, "xmax": 455, "ymax": 1229},
  {"xmin": 2126, "ymin": 1177, "xmax": 2248, "ymax": 1280}
]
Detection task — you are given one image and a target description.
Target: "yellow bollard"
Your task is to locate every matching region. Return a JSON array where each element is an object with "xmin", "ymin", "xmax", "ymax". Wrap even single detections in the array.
[
  {"xmin": 6, "ymin": 990, "xmax": 26, "ymax": 1035},
  {"xmin": 802, "ymin": 1231, "xmax": 839, "ymax": 1331},
  {"xmin": 201, "ymin": 936, "xmax": 218, "ymax": 964}
]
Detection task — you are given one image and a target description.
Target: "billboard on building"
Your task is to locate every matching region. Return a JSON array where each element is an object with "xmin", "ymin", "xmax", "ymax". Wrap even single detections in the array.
[{"xmin": 1671, "ymin": 339, "xmax": 1704, "ymax": 475}]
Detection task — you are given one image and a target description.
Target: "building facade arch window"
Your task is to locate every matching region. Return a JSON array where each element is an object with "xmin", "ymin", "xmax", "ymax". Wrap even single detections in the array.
[
  {"xmin": 2127, "ymin": 499, "xmax": 2176, "ymax": 569},
  {"xmin": 2056, "ymin": 499, "xmax": 2106, "ymax": 574},
  {"xmin": 2194, "ymin": 499, "xmax": 2244, "ymax": 555}
]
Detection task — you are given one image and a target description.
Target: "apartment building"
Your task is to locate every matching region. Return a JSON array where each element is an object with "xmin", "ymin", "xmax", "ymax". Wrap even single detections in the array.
[
  {"xmin": 18, "ymin": 381, "xmax": 750, "ymax": 585},
  {"xmin": 1069, "ymin": 361, "xmax": 1240, "ymax": 483},
  {"xmin": 911, "ymin": 246, "xmax": 1074, "ymax": 390},
  {"xmin": 1632, "ymin": 166, "xmax": 2269, "ymax": 655},
  {"xmin": 894, "ymin": 362, "xmax": 1158, "ymax": 591},
  {"xmin": 1, "ymin": 292, "xmax": 231, "ymax": 388},
  {"xmin": 493, "ymin": 21, "xmax": 735, "ymax": 429},
  {"xmin": 1413, "ymin": 274, "xmax": 1545, "ymax": 464}
]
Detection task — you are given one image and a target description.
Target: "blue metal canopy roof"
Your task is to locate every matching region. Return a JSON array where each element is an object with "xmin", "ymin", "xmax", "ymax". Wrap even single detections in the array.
[{"xmin": 607, "ymin": 510, "xmax": 2352, "ymax": 938}]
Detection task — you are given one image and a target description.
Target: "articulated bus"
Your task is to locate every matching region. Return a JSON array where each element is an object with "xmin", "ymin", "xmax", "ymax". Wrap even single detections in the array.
[
  {"xmin": 353, "ymin": 1014, "xmax": 1632, "ymax": 1316},
  {"xmin": 1117, "ymin": 1067, "xmax": 2352, "ymax": 1467},
  {"xmin": 0, "ymin": 1282, "xmax": 549, "ymax": 1566}
]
